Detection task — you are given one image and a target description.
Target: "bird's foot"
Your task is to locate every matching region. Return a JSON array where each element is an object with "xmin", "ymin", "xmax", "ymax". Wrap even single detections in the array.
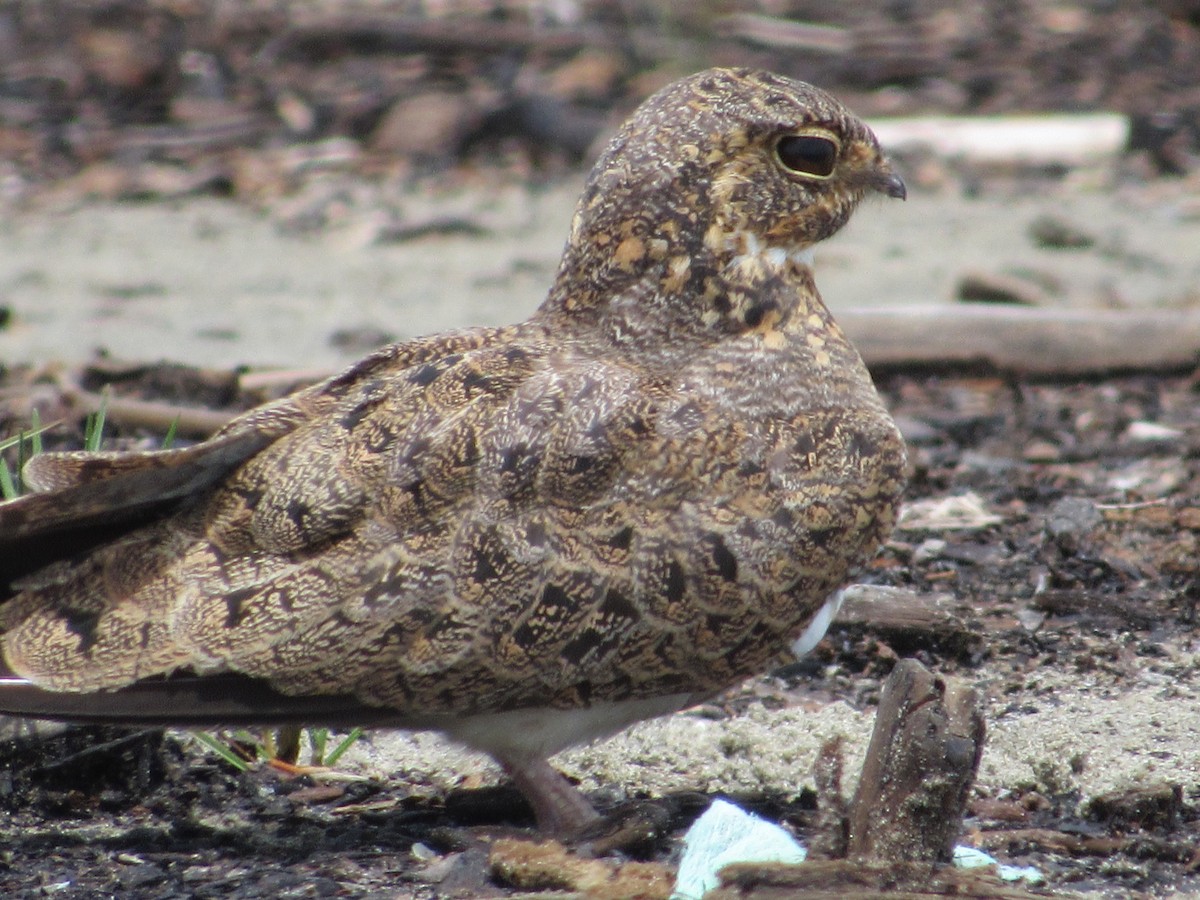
[{"xmin": 500, "ymin": 755, "xmax": 601, "ymax": 837}]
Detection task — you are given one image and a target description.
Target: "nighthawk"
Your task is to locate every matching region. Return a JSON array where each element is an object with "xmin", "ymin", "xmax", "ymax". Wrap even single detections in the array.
[{"xmin": 0, "ymin": 67, "xmax": 907, "ymax": 834}]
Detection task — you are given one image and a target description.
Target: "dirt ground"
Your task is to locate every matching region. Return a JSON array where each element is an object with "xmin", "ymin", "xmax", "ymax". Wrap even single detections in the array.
[{"xmin": 2, "ymin": 2, "xmax": 1200, "ymax": 898}]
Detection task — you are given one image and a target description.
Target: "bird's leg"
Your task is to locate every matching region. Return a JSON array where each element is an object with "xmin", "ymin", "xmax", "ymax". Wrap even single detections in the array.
[{"xmin": 499, "ymin": 755, "xmax": 601, "ymax": 836}]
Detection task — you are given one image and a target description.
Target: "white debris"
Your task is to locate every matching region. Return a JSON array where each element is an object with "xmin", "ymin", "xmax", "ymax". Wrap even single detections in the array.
[
  {"xmin": 672, "ymin": 800, "xmax": 1045, "ymax": 898},
  {"xmin": 672, "ymin": 799, "xmax": 806, "ymax": 900},
  {"xmin": 898, "ymin": 492, "xmax": 1005, "ymax": 532},
  {"xmin": 1122, "ymin": 420, "xmax": 1184, "ymax": 442}
]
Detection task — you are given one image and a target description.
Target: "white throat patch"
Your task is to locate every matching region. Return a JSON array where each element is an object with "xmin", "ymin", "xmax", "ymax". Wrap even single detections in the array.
[{"xmin": 726, "ymin": 230, "xmax": 815, "ymax": 271}]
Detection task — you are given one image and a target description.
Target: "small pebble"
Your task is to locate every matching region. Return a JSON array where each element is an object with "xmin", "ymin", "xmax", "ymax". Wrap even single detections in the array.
[
  {"xmin": 956, "ymin": 270, "xmax": 1053, "ymax": 305},
  {"xmin": 1017, "ymin": 608, "xmax": 1045, "ymax": 632},
  {"xmin": 913, "ymin": 538, "xmax": 947, "ymax": 563},
  {"xmin": 1028, "ymin": 213, "xmax": 1096, "ymax": 249},
  {"xmin": 411, "ymin": 842, "xmax": 438, "ymax": 862},
  {"xmin": 118, "ymin": 864, "xmax": 166, "ymax": 889},
  {"xmin": 1023, "ymin": 439, "xmax": 1060, "ymax": 462},
  {"xmin": 1044, "ymin": 496, "xmax": 1101, "ymax": 551}
]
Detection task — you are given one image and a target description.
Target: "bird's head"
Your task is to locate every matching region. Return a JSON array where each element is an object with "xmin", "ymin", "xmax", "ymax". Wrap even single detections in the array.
[
  {"xmin": 543, "ymin": 68, "xmax": 904, "ymax": 332},
  {"xmin": 688, "ymin": 68, "xmax": 906, "ymax": 258}
]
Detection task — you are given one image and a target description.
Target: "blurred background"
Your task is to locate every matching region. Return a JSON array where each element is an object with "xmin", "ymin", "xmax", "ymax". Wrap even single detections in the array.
[
  {"xmin": 0, "ymin": 1, "xmax": 1198, "ymax": 368},
  {"xmin": 2, "ymin": 0, "xmax": 1199, "ymax": 184}
]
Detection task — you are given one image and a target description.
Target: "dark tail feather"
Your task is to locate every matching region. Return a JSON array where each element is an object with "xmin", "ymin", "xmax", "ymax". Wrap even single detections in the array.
[
  {"xmin": 0, "ymin": 430, "xmax": 273, "ymax": 590},
  {"xmin": 0, "ymin": 672, "xmax": 395, "ymax": 728},
  {"xmin": 1, "ymin": 430, "xmax": 272, "ymax": 543}
]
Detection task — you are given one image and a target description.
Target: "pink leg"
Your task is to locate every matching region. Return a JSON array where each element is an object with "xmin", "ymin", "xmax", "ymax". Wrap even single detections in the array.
[{"xmin": 500, "ymin": 755, "xmax": 601, "ymax": 836}]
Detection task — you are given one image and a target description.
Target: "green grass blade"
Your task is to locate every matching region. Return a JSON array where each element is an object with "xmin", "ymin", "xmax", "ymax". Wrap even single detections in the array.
[
  {"xmin": 0, "ymin": 421, "xmax": 58, "ymax": 454},
  {"xmin": 0, "ymin": 457, "xmax": 16, "ymax": 501},
  {"xmin": 84, "ymin": 393, "xmax": 109, "ymax": 451},
  {"xmin": 161, "ymin": 415, "xmax": 180, "ymax": 450},
  {"xmin": 325, "ymin": 727, "xmax": 363, "ymax": 767},
  {"xmin": 15, "ymin": 431, "xmax": 27, "ymax": 495},
  {"xmin": 29, "ymin": 409, "xmax": 43, "ymax": 456},
  {"xmin": 308, "ymin": 728, "xmax": 328, "ymax": 766},
  {"xmin": 193, "ymin": 731, "xmax": 251, "ymax": 772}
]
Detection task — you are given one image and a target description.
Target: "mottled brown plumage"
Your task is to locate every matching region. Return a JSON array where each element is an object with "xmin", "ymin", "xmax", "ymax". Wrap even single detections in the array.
[{"xmin": 0, "ymin": 68, "xmax": 907, "ymax": 833}]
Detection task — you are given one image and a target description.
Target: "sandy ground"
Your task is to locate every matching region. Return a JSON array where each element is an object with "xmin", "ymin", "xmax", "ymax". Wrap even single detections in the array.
[
  {"xmin": 2, "ymin": 177, "xmax": 1198, "ymax": 371},
  {"xmin": 3, "ymin": 171, "xmax": 1200, "ymax": 894},
  {"xmin": 338, "ymin": 635, "xmax": 1200, "ymax": 828}
]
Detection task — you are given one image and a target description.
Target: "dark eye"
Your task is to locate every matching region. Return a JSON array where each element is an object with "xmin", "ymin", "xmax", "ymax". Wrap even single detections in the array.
[{"xmin": 775, "ymin": 135, "xmax": 838, "ymax": 177}]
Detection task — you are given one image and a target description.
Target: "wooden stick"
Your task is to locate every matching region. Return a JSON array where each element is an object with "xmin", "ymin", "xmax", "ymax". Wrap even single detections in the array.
[
  {"xmin": 710, "ymin": 859, "xmax": 1045, "ymax": 899},
  {"xmin": 847, "ymin": 659, "xmax": 985, "ymax": 863},
  {"xmin": 707, "ymin": 662, "xmax": 1002, "ymax": 898},
  {"xmin": 716, "ymin": 14, "xmax": 852, "ymax": 53},
  {"xmin": 258, "ymin": 15, "xmax": 601, "ymax": 64},
  {"xmin": 839, "ymin": 305, "xmax": 1200, "ymax": 375},
  {"xmin": 835, "ymin": 585, "xmax": 979, "ymax": 655},
  {"xmin": 248, "ymin": 307, "xmax": 1200, "ymax": 379}
]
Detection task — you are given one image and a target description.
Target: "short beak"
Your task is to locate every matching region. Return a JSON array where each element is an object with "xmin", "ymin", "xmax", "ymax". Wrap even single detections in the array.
[{"xmin": 874, "ymin": 167, "xmax": 907, "ymax": 201}]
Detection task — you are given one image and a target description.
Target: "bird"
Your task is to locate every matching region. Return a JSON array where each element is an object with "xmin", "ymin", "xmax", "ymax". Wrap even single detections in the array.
[{"xmin": 0, "ymin": 67, "xmax": 908, "ymax": 835}]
